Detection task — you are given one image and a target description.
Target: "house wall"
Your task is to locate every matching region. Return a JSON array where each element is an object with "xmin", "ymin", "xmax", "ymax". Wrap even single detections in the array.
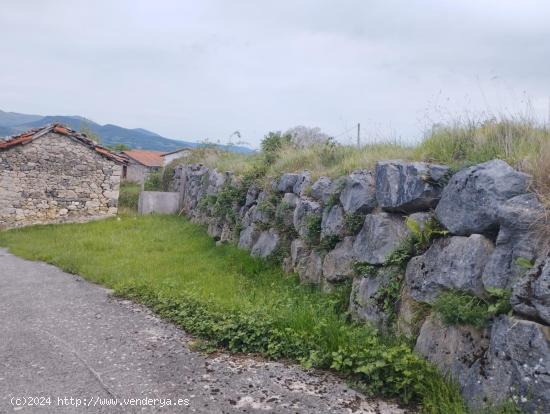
[
  {"xmin": 125, "ymin": 161, "xmax": 156, "ymax": 184},
  {"xmin": 162, "ymin": 150, "xmax": 190, "ymax": 166},
  {"xmin": 0, "ymin": 132, "xmax": 122, "ymax": 229}
]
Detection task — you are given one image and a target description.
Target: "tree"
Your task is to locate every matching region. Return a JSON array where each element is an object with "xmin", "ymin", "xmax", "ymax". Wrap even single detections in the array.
[{"xmin": 285, "ymin": 126, "xmax": 331, "ymax": 147}]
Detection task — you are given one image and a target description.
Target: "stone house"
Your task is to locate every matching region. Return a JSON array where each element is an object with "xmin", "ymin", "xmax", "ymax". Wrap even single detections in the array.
[
  {"xmin": 120, "ymin": 150, "xmax": 164, "ymax": 184},
  {"xmin": 0, "ymin": 124, "xmax": 126, "ymax": 229},
  {"xmin": 160, "ymin": 147, "xmax": 191, "ymax": 166}
]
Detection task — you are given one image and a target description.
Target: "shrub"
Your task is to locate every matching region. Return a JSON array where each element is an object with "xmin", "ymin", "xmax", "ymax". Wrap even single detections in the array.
[
  {"xmin": 260, "ymin": 131, "xmax": 292, "ymax": 164},
  {"xmin": 161, "ymin": 162, "xmax": 177, "ymax": 191},
  {"xmin": 144, "ymin": 170, "xmax": 162, "ymax": 191}
]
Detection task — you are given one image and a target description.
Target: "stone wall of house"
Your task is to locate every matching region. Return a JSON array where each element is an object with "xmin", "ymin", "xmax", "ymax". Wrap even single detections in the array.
[
  {"xmin": 125, "ymin": 161, "xmax": 153, "ymax": 184},
  {"xmin": 171, "ymin": 160, "xmax": 550, "ymax": 412},
  {"xmin": 0, "ymin": 132, "xmax": 122, "ymax": 229}
]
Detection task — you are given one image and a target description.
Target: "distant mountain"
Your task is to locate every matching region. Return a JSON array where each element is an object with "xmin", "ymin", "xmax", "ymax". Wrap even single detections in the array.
[
  {"xmin": 0, "ymin": 111, "xmax": 254, "ymax": 153},
  {"xmin": 0, "ymin": 110, "xmax": 43, "ymax": 127}
]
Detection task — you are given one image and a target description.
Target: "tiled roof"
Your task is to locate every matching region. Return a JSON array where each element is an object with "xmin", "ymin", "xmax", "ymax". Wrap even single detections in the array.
[
  {"xmin": 0, "ymin": 124, "xmax": 127, "ymax": 164},
  {"xmin": 121, "ymin": 150, "xmax": 164, "ymax": 167}
]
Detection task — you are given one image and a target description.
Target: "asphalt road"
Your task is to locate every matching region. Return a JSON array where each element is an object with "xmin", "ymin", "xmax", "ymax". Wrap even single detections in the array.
[{"xmin": 0, "ymin": 248, "xmax": 406, "ymax": 413}]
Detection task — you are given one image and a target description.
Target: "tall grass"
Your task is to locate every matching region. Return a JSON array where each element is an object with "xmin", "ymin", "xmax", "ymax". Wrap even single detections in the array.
[
  {"xmin": 117, "ymin": 181, "xmax": 140, "ymax": 213},
  {"xmin": 183, "ymin": 145, "xmax": 262, "ymax": 176},
  {"xmin": 181, "ymin": 117, "xmax": 550, "ymax": 209},
  {"xmin": 266, "ymin": 142, "xmax": 415, "ymax": 180},
  {"xmin": 0, "ymin": 215, "xmax": 474, "ymax": 413},
  {"xmin": 416, "ymin": 118, "xmax": 550, "ymax": 191}
]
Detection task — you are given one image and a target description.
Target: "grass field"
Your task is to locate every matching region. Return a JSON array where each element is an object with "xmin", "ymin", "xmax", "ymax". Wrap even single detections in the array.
[{"xmin": 0, "ymin": 215, "xmax": 522, "ymax": 413}]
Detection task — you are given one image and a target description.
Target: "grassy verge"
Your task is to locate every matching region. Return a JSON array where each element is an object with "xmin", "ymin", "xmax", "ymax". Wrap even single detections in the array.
[{"xmin": 0, "ymin": 216, "xmax": 519, "ymax": 413}]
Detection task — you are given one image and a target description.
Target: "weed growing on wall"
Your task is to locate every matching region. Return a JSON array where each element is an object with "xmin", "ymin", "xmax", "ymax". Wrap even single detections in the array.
[
  {"xmin": 433, "ymin": 289, "xmax": 512, "ymax": 328},
  {"xmin": 317, "ymin": 234, "xmax": 342, "ymax": 253},
  {"xmin": 351, "ymin": 216, "xmax": 449, "ymax": 327},
  {"xmin": 344, "ymin": 212, "xmax": 366, "ymax": 235},
  {"xmin": 305, "ymin": 214, "xmax": 322, "ymax": 247}
]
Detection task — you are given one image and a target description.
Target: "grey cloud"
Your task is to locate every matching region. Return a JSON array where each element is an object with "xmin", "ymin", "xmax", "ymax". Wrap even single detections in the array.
[{"xmin": 0, "ymin": 0, "xmax": 549, "ymax": 147}]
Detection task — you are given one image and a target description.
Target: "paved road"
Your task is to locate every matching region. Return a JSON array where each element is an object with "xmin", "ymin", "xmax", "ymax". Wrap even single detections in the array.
[{"xmin": 0, "ymin": 248, "xmax": 407, "ymax": 413}]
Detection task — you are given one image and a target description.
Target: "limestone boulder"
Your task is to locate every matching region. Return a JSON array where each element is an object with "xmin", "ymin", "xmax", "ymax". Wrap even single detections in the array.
[
  {"xmin": 349, "ymin": 267, "xmax": 401, "ymax": 330},
  {"xmin": 320, "ymin": 204, "xmax": 345, "ymax": 239},
  {"xmin": 322, "ymin": 237, "xmax": 355, "ymax": 282},
  {"xmin": 238, "ymin": 224, "xmax": 260, "ymax": 250},
  {"xmin": 405, "ymin": 235, "xmax": 494, "ymax": 303},
  {"xmin": 297, "ymin": 251, "xmax": 323, "ymax": 285},
  {"xmin": 293, "ymin": 198, "xmax": 321, "ymax": 238},
  {"xmin": 512, "ymin": 256, "xmax": 550, "ymax": 325},
  {"xmin": 435, "ymin": 160, "xmax": 530, "ymax": 236},
  {"xmin": 251, "ymin": 204, "xmax": 271, "ymax": 225},
  {"xmin": 290, "ymin": 238, "xmax": 309, "ymax": 269},
  {"xmin": 181, "ymin": 164, "xmax": 210, "ymax": 214},
  {"xmin": 207, "ymin": 218, "xmax": 224, "ymax": 239},
  {"xmin": 396, "ymin": 287, "xmax": 429, "ymax": 339},
  {"xmin": 276, "ymin": 193, "xmax": 299, "ymax": 228},
  {"xmin": 310, "ymin": 176, "xmax": 334, "ymax": 204},
  {"xmin": 339, "ymin": 170, "xmax": 377, "ymax": 214},
  {"xmin": 414, "ymin": 315, "xmax": 490, "ymax": 400},
  {"xmin": 292, "ymin": 171, "xmax": 312, "ymax": 196},
  {"xmin": 281, "ymin": 192, "xmax": 300, "ymax": 208},
  {"xmin": 251, "ymin": 229, "xmax": 280, "ymax": 258},
  {"xmin": 277, "ymin": 173, "xmax": 301, "ymax": 193},
  {"xmin": 353, "ymin": 213, "xmax": 409, "ymax": 265},
  {"xmin": 473, "ymin": 316, "xmax": 550, "ymax": 412},
  {"xmin": 216, "ymin": 222, "xmax": 233, "ymax": 245},
  {"xmin": 375, "ymin": 160, "xmax": 449, "ymax": 213},
  {"xmin": 206, "ymin": 169, "xmax": 226, "ymax": 194},
  {"xmin": 244, "ymin": 184, "xmax": 260, "ymax": 207},
  {"xmin": 483, "ymin": 193, "xmax": 546, "ymax": 289}
]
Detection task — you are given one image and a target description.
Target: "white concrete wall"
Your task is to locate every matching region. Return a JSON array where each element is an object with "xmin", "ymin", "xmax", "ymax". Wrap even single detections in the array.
[{"xmin": 138, "ymin": 191, "xmax": 181, "ymax": 215}]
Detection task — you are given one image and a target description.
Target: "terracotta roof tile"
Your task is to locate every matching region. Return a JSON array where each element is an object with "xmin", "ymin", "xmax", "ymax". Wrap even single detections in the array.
[
  {"xmin": 121, "ymin": 150, "xmax": 164, "ymax": 167},
  {"xmin": 0, "ymin": 124, "xmax": 127, "ymax": 164}
]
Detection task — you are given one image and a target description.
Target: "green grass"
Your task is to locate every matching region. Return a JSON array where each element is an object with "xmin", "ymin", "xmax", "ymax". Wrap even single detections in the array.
[
  {"xmin": 118, "ymin": 181, "xmax": 140, "ymax": 213},
  {"xmin": 0, "ymin": 216, "xmax": 520, "ymax": 413},
  {"xmin": 0, "ymin": 215, "xmax": 467, "ymax": 413}
]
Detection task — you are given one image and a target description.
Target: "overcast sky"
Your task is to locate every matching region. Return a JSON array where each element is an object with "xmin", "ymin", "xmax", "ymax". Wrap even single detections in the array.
[{"xmin": 1, "ymin": 1, "xmax": 549, "ymax": 147}]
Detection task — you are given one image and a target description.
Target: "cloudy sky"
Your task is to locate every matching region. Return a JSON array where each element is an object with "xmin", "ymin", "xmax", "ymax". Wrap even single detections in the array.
[{"xmin": 1, "ymin": 0, "xmax": 549, "ymax": 147}]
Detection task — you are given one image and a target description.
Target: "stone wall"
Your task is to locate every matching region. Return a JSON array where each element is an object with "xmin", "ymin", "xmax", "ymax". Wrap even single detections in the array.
[
  {"xmin": 0, "ymin": 132, "xmax": 122, "ymax": 229},
  {"xmin": 125, "ymin": 161, "xmax": 156, "ymax": 184},
  {"xmin": 171, "ymin": 159, "xmax": 550, "ymax": 412}
]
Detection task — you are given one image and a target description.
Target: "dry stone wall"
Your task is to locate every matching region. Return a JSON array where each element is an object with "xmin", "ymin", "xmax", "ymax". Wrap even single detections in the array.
[
  {"xmin": 172, "ymin": 159, "xmax": 550, "ymax": 412},
  {"xmin": 0, "ymin": 133, "xmax": 121, "ymax": 229}
]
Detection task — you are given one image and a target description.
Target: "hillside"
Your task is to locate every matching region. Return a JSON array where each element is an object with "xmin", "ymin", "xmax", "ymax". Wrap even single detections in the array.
[{"xmin": 0, "ymin": 110, "xmax": 253, "ymax": 153}]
